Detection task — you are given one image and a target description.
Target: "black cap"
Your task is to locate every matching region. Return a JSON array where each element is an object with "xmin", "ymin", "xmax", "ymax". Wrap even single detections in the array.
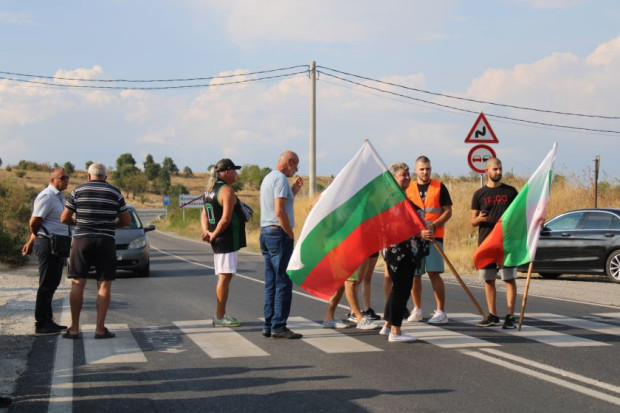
[{"xmin": 215, "ymin": 158, "xmax": 241, "ymax": 172}]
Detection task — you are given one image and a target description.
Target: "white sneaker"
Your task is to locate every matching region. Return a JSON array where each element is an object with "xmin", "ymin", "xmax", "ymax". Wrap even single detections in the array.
[
  {"xmin": 379, "ymin": 325, "xmax": 390, "ymax": 336},
  {"xmin": 388, "ymin": 333, "xmax": 417, "ymax": 342},
  {"xmin": 356, "ymin": 318, "xmax": 379, "ymax": 330},
  {"xmin": 428, "ymin": 310, "xmax": 448, "ymax": 324},
  {"xmin": 322, "ymin": 319, "xmax": 349, "ymax": 329},
  {"xmin": 407, "ymin": 308, "xmax": 423, "ymax": 322}
]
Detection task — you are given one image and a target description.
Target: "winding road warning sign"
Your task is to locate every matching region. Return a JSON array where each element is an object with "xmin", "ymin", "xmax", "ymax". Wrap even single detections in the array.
[{"xmin": 465, "ymin": 112, "xmax": 499, "ymax": 144}]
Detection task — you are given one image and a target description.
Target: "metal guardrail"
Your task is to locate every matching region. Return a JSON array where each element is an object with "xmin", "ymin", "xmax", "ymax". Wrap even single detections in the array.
[{"xmin": 136, "ymin": 209, "xmax": 167, "ymax": 223}]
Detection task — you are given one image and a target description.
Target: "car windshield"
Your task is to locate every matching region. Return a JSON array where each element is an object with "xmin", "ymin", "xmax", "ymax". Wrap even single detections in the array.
[
  {"xmin": 546, "ymin": 212, "xmax": 584, "ymax": 231},
  {"xmin": 128, "ymin": 209, "xmax": 143, "ymax": 229}
]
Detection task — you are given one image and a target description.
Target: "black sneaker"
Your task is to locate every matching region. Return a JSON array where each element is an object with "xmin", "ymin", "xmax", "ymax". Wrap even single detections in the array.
[
  {"xmin": 35, "ymin": 323, "xmax": 63, "ymax": 336},
  {"xmin": 476, "ymin": 314, "xmax": 501, "ymax": 327},
  {"xmin": 262, "ymin": 330, "xmax": 271, "ymax": 338},
  {"xmin": 346, "ymin": 313, "xmax": 358, "ymax": 323},
  {"xmin": 362, "ymin": 308, "xmax": 381, "ymax": 321},
  {"xmin": 502, "ymin": 314, "xmax": 517, "ymax": 329},
  {"xmin": 50, "ymin": 321, "xmax": 68, "ymax": 331},
  {"xmin": 271, "ymin": 328, "xmax": 303, "ymax": 339}
]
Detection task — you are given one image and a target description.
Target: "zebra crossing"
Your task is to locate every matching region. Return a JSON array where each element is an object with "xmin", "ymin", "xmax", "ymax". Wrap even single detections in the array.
[{"xmin": 63, "ymin": 311, "xmax": 620, "ymax": 364}]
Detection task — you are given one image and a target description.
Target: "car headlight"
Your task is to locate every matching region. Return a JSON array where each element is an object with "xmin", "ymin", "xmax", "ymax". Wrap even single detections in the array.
[{"xmin": 128, "ymin": 236, "xmax": 147, "ymax": 250}]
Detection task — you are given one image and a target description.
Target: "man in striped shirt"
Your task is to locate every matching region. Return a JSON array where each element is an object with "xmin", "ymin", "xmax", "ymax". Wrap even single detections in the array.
[{"xmin": 61, "ymin": 163, "xmax": 130, "ymax": 339}]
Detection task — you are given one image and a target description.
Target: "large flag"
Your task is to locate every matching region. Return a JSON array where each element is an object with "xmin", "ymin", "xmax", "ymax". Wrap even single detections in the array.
[
  {"xmin": 286, "ymin": 140, "xmax": 427, "ymax": 299},
  {"xmin": 474, "ymin": 143, "xmax": 558, "ymax": 269}
]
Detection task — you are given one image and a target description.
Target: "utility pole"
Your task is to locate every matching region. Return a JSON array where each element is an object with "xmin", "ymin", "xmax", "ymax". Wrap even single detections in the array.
[
  {"xmin": 594, "ymin": 155, "xmax": 600, "ymax": 208},
  {"xmin": 309, "ymin": 61, "xmax": 317, "ymax": 199}
]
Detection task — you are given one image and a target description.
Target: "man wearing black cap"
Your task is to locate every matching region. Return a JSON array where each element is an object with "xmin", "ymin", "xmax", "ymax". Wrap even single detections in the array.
[{"xmin": 201, "ymin": 158, "xmax": 246, "ymax": 327}]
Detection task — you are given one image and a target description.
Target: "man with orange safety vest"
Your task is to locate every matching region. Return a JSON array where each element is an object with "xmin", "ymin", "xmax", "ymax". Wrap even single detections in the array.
[{"xmin": 404, "ymin": 156, "xmax": 453, "ymax": 324}]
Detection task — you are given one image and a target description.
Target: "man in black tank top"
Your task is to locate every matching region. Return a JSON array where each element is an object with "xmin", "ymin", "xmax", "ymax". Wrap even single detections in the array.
[{"xmin": 201, "ymin": 158, "xmax": 246, "ymax": 327}]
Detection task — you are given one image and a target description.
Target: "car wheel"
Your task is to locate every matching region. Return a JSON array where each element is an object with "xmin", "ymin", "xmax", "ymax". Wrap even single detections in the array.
[
  {"xmin": 605, "ymin": 250, "xmax": 620, "ymax": 284},
  {"xmin": 137, "ymin": 261, "xmax": 150, "ymax": 278},
  {"xmin": 538, "ymin": 273, "xmax": 562, "ymax": 279}
]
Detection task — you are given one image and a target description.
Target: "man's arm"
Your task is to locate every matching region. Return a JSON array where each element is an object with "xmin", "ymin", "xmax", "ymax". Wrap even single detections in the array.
[
  {"xmin": 275, "ymin": 197, "xmax": 294, "ymax": 239},
  {"xmin": 60, "ymin": 208, "xmax": 75, "ymax": 226},
  {"xmin": 116, "ymin": 211, "xmax": 131, "ymax": 228},
  {"xmin": 21, "ymin": 216, "xmax": 43, "ymax": 256},
  {"xmin": 471, "ymin": 209, "xmax": 490, "ymax": 227}
]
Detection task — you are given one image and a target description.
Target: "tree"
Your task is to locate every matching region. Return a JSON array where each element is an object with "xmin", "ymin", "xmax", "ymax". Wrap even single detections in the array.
[
  {"xmin": 237, "ymin": 164, "xmax": 272, "ymax": 189},
  {"xmin": 0, "ymin": 158, "xmax": 2, "ymax": 168},
  {"xmin": 85, "ymin": 160, "xmax": 93, "ymax": 170},
  {"xmin": 152, "ymin": 168, "xmax": 171, "ymax": 195},
  {"xmin": 112, "ymin": 153, "xmax": 139, "ymax": 189},
  {"xmin": 63, "ymin": 162, "xmax": 75, "ymax": 175},
  {"xmin": 162, "ymin": 156, "xmax": 179, "ymax": 175},
  {"xmin": 124, "ymin": 171, "xmax": 148, "ymax": 200},
  {"xmin": 143, "ymin": 155, "xmax": 161, "ymax": 181},
  {"xmin": 182, "ymin": 166, "xmax": 194, "ymax": 178}
]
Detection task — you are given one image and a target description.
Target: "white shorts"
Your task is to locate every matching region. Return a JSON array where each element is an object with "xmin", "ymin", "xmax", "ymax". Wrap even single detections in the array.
[
  {"xmin": 479, "ymin": 266, "xmax": 517, "ymax": 281},
  {"xmin": 213, "ymin": 251, "xmax": 238, "ymax": 275}
]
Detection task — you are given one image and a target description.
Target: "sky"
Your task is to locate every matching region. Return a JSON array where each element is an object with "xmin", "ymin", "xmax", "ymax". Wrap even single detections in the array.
[{"xmin": 1, "ymin": 0, "xmax": 620, "ymax": 183}]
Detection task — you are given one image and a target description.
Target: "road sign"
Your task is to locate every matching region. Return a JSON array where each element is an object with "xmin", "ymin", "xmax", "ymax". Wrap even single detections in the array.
[
  {"xmin": 467, "ymin": 144, "xmax": 497, "ymax": 174},
  {"xmin": 465, "ymin": 112, "xmax": 499, "ymax": 144},
  {"xmin": 179, "ymin": 194, "xmax": 204, "ymax": 209},
  {"xmin": 163, "ymin": 196, "xmax": 171, "ymax": 206}
]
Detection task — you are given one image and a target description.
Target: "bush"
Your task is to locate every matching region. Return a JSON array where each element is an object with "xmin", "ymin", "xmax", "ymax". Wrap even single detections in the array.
[{"xmin": 0, "ymin": 177, "xmax": 36, "ymax": 266}]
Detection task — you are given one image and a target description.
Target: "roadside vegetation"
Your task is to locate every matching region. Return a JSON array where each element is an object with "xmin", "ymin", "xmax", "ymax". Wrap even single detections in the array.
[{"xmin": 2, "ymin": 154, "xmax": 619, "ymax": 273}]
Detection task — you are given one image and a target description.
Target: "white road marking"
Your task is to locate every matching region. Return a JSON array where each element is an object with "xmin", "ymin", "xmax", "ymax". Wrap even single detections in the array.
[
  {"xmin": 528, "ymin": 312, "xmax": 620, "ymax": 337},
  {"xmin": 462, "ymin": 349, "xmax": 620, "ymax": 406},
  {"xmin": 174, "ymin": 320, "xmax": 269, "ymax": 358},
  {"xmin": 47, "ymin": 296, "xmax": 73, "ymax": 413},
  {"xmin": 450, "ymin": 313, "xmax": 609, "ymax": 347},
  {"xmin": 82, "ymin": 324, "xmax": 147, "ymax": 364},
  {"xmin": 400, "ymin": 323, "xmax": 500, "ymax": 348},
  {"xmin": 593, "ymin": 312, "xmax": 620, "ymax": 319},
  {"xmin": 286, "ymin": 316, "xmax": 382, "ymax": 354}
]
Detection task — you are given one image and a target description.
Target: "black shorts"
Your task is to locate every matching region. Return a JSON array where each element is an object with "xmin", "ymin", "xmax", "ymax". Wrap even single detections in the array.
[{"xmin": 69, "ymin": 236, "xmax": 117, "ymax": 280}]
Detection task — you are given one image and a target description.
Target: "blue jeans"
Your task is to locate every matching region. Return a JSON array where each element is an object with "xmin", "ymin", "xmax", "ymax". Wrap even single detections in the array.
[{"xmin": 260, "ymin": 227, "xmax": 294, "ymax": 333}]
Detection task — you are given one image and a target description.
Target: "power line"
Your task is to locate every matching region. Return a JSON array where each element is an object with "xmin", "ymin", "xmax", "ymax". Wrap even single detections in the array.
[
  {"xmin": 0, "ymin": 69, "xmax": 308, "ymax": 90},
  {"xmin": 0, "ymin": 65, "xmax": 309, "ymax": 83},
  {"xmin": 317, "ymin": 65, "xmax": 620, "ymax": 120},
  {"xmin": 318, "ymin": 71, "xmax": 620, "ymax": 135}
]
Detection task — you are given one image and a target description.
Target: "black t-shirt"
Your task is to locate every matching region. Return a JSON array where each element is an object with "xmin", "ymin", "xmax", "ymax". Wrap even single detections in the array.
[{"xmin": 471, "ymin": 183, "xmax": 518, "ymax": 244}]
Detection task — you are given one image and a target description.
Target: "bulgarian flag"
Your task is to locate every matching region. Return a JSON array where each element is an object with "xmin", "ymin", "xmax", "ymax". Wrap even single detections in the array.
[
  {"xmin": 286, "ymin": 140, "xmax": 427, "ymax": 299},
  {"xmin": 474, "ymin": 143, "xmax": 558, "ymax": 269}
]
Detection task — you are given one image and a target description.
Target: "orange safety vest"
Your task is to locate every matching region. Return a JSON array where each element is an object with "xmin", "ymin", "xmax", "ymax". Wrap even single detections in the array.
[{"xmin": 406, "ymin": 179, "xmax": 446, "ymax": 238}]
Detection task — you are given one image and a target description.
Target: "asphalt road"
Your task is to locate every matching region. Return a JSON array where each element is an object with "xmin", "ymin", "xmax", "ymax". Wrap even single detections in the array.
[{"xmin": 11, "ymin": 229, "xmax": 620, "ymax": 412}]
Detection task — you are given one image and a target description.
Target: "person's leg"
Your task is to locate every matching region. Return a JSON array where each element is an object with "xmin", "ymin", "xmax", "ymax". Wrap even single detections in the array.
[
  {"xmin": 428, "ymin": 272, "xmax": 446, "ymax": 312},
  {"xmin": 95, "ymin": 280, "xmax": 112, "ymax": 335},
  {"xmin": 387, "ymin": 261, "xmax": 415, "ymax": 335},
  {"xmin": 411, "ymin": 276, "xmax": 423, "ymax": 310},
  {"xmin": 344, "ymin": 280, "xmax": 364, "ymax": 321},
  {"xmin": 216, "ymin": 273, "xmax": 233, "ymax": 319},
  {"xmin": 34, "ymin": 238, "xmax": 63, "ymax": 326},
  {"xmin": 361, "ymin": 255, "xmax": 378, "ymax": 311},
  {"xmin": 383, "ymin": 265, "xmax": 392, "ymax": 302},
  {"xmin": 68, "ymin": 277, "xmax": 86, "ymax": 334},
  {"xmin": 260, "ymin": 230, "xmax": 276, "ymax": 333},
  {"xmin": 505, "ymin": 279, "xmax": 517, "ymax": 315},
  {"xmin": 325, "ymin": 286, "xmax": 344, "ymax": 321},
  {"xmin": 272, "ymin": 234, "xmax": 294, "ymax": 332},
  {"xmin": 484, "ymin": 279, "xmax": 497, "ymax": 316}
]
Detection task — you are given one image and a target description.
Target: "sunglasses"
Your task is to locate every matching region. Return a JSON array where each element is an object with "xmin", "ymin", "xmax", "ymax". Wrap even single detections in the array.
[{"xmin": 55, "ymin": 176, "xmax": 69, "ymax": 181}]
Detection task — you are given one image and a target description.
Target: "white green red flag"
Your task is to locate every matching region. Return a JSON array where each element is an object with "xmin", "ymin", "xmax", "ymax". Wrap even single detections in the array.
[
  {"xmin": 286, "ymin": 140, "xmax": 426, "ymax": 299},
  {"xmin": 474, "ymin": 142, "xmax": 558, "ymax": 269}
]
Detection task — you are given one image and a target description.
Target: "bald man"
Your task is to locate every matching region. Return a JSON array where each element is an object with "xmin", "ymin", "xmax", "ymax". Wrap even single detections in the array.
[{"xmin": 259, "ymin": 151, "xmax": 304, "ymax": 339}]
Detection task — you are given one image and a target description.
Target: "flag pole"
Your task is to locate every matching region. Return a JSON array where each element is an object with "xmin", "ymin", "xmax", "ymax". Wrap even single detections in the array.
[
  {"xmin": 432, "ymin": 240, "xmax": 486, "ymax": 318},
  {"xmin": 518, "ymin": 261, "xmax": 534, "ymax": 331}
]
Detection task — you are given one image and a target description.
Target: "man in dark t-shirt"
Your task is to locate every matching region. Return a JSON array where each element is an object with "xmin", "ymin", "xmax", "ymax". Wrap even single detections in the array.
[
  {"xmin": 471, "ymin": 158, "xmax": 518, "ymax": 329},
  {"xmin": 61, "ymin": 163, "xmax": 130, "ymax": 339}
]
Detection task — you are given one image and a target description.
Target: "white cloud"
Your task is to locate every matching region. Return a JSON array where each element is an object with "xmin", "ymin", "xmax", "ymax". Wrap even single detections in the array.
[
  {"xmin": 0, "ymin": 11, "xmax": 33, "ymax": 24},
  {"xmin": 517, "ymin": 0, "xmax": 584, "ymax": 10}
]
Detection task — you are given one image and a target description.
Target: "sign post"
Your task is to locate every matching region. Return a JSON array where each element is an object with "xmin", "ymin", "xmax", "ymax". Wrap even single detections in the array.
[
  {"xmin": 163, "ymin": 195, "xmax": 171, "ymax": 219},
  {"xmin": 465, "ymin": 112, "xmax": 499, "ymax": 183}
]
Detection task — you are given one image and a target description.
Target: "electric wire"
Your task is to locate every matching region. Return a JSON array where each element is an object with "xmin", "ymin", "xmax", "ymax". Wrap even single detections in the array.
[
  {"xmin": 318, "ymin": 70, "xmax": 620, "ymax": 135},
  {"xmin": 317, "ymin": 65, "xmax": 620, "ymax": 120}
]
